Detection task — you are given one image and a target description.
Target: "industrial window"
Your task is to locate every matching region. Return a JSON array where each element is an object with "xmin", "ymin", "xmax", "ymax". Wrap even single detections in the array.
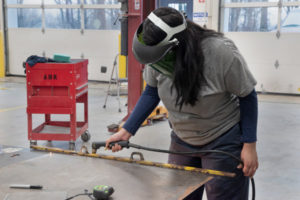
[
  {"xmin": 281, "ymin": 6, "xmax": 300, "ymax": 32},
  {"xmin": 223, "ymin": 0, "xmax": 278, "ymax": 2},
  {"xmin": 168, "ymin": 3, "xmax": 187, "ymax": 12},
  {"xmin": 6, "ymin": 0, "xmax": 41, "ymax": 4},
  {"xmin": 84, "ymin": 9, "xmax": 120, "ymax": 30},
  {"xmin": 84, "ymin": 0, "xmax": 119, "ymax": 4},
  {"xmin": 221, "ymin": 0, "xmax": 300, "ymax": 32},
  {"xmin": 6, "ymin": 0, "xmax": 119, "ymax": 4},
  {"xmin": 45, "ymin": 9, "xmax": 81, "ymax": 29},
  {"xmin": 222, "ymin": 7, "xmax": 278, "ymax": 32},
  {"xmin": 5, "ymin": 1, "xmax": 121, "ymax": 30},
  {"xmin": 7, "ymin": 8, "xmax": 42, "ymax": 28},
  {"xmin": 44, "ymin": 0, "xmax": 80, "ymax": 4}
]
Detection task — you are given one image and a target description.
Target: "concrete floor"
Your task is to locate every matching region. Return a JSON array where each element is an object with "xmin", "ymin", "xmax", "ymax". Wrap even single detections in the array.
[{"xmin": 0, "ymin": 77, "xmax": 300, "ymax": 200}]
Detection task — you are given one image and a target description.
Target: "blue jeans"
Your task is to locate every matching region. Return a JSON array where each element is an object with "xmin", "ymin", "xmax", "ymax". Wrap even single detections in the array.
[{"xmin": 168, "ymin": 124, "xmax": 249, "ymax": 200}]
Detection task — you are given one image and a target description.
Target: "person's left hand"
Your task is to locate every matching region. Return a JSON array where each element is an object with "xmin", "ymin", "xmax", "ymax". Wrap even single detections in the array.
[{"xmin": 237, "ymin": 142, "xmax": 259, "ymax": 177}]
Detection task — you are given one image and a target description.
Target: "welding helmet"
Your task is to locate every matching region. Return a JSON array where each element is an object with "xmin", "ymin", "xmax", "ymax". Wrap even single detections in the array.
[{"xmin": 132, "ymin": 11, "xmax": 187, "ymax": 65}]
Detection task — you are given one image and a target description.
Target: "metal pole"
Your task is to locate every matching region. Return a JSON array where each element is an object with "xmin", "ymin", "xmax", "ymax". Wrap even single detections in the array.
[
  {"xmin": 31, "ymin": 145, "xmax": 236, "ymax": 178},
  {"xmin": 2, "ymin": 0, "xmax": 9, "ymax": 75},
  {"xmin": 126, "ymin": 0, "xmax": 155, "ymax": 116},
  {"xmin": 41, "ymin": 0, "xmax": 45, "ymax": 34}
]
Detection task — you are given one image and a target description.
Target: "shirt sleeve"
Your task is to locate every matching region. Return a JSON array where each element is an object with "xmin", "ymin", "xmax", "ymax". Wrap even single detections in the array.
[
  {"xmin": 239, "ymin": 89, "xmax": 258, "ymax": 143},
  {"xmin": 143, "ymin": 65, "xmax": 159, "ymax": 87},
  {"xmin": 224, "ymin": 44, "xmax": 257, "ymax": 97},
  {"xmin": 122, "ymin": 85, "xmax": 160, "ymax": 135}
]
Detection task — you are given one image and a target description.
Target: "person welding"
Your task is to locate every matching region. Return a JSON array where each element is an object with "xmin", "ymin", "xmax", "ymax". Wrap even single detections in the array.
[{"xmin": 106, "ymin": 7, "xmax": 258, "ymax": 200}]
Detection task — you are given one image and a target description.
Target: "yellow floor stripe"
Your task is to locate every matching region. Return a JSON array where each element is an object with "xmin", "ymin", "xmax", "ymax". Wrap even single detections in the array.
[{"xmin": 0, "ymin": 105, "xmax": 26, "ymax": 113}]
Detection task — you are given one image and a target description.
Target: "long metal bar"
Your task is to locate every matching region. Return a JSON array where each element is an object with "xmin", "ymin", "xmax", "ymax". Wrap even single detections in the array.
[
  {"xmin": 0, "ymin": 2, "xmax": 5, "ymax": 78},
  {"xmin": 277, "ymin": 0, "xmax": 283, "ymax": 37},
  {"xmin": 80, "ymin": 0, "xmax": 84, "ymax": 34},
  {"xmin": 2, "ymin": 0, "xmax": 9, "ymax": 75},
  {"xmin": 41, "ymin": 0, "xmax": 45, "ymax": 34},
  {"xmin": 6, "ymin": 4, "xmax": 42, "ymax": 9},
  {"xmin": 31, "ymin": 145, "xmax": 236, "ymax": 178}
]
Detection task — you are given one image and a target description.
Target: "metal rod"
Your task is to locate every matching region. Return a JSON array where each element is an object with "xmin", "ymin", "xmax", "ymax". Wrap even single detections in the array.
[
  {"xmin": 2, "ymin": 0, "xmax": 9, "ymax": 75},
  {"xmin": 31, "ymin": 145, "xmax": 236, "ymax": 178}
]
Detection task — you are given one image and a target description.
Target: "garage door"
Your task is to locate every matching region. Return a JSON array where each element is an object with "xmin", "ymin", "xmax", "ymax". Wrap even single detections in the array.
[
  {"xmin": 4, "ymin": 0, "xmax": 121, "ymax": 81},
  {"xmin": 220, "ymin": 0, "xmax": 300, "ymax": 94}
]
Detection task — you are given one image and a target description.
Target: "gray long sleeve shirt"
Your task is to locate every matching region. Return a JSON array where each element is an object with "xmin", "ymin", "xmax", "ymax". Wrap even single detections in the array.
[{"xmin": 143, "ymin": 37, "xmax": 257, "ymax": 145}]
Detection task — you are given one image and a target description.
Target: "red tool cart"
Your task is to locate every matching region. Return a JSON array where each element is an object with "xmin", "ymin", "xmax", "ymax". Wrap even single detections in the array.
[{"xmin": 26, "ymin": 59, "xmax": 90, "ymax": 150}]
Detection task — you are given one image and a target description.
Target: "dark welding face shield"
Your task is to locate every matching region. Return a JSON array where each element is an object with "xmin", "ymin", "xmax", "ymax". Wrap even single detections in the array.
[{"xmin": 132, "ymin": 12, "xmax": 187, "ymax": 65}]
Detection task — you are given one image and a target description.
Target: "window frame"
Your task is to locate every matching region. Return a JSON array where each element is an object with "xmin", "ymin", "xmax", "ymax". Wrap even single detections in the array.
[
  {"xmin": 5, "ymin": 0, "xmax": 121, "ymax": 31},
  {"xmin": 220, "ymin": 0, "xmax": 300, "ymax": 33}
]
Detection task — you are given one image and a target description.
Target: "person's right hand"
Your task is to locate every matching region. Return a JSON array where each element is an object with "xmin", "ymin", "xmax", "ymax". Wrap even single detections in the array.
[{"xmin": 105, "ymin": 128, "xmax": 132, "ymax": 152}]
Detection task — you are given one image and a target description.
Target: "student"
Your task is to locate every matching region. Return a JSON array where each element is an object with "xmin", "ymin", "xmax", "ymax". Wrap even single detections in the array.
[{"xmin": 106, "ymin": 7, "xmax": 258, "ymax": 200}]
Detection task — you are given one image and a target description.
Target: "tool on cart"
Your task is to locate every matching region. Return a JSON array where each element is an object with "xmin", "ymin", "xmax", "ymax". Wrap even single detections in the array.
[
  {"xmin": 92, "ymin": 141, "xmax": 256, "ymax": 200},
  {"xmin": 53, "ymin": 54, "xmax": 71, "ymax": 63},
  {"xmin": 65, "ymin": 185, "xmax": 114, "ymax": 200}
]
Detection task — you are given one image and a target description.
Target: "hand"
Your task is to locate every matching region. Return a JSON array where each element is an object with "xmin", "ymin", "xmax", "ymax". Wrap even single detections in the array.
[
  {"xmin": 237, "ymin": 142, "xmax": 259, "ymax": 177},
  {"xmin": 105, "ymin": 128, "xmax": 132, "ymax": 152}
]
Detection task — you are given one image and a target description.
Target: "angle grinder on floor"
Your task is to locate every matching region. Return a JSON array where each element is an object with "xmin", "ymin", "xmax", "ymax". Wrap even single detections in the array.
[{"xmin": 93, "ymin": 185, "xmax": 114, "ymax": 200}]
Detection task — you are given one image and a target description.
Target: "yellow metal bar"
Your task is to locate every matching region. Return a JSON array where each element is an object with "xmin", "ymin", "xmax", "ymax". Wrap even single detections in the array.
[
  {"xmin": 118, "ymin": 34, "xmax": 127, "ymax": 79},
  {"xmin": 0, "ymin": 31, "xmax": 5, "ymax": 78},
  {"xmin": 31, "ymin": 145, "xmax": 236, "ymax": 178}
]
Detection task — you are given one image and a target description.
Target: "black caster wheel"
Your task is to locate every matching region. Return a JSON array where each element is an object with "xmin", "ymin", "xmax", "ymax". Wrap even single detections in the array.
[
  {"xmin": 30, "ymin": 141, "xmax": 37, "ymax": 146},
  {"xmin": 69, "ymin": 142, "xmax": 75, "ymax": 151},
  {"xmin": 118, "ymin": 108, "xmax": 121, "ymax": 113},
  {"xmin": 81, "ymin": 130, "xmax": 91, "ymax": 142},
  {"xmin": 103, "ymin": 105, "xmax": 106, "ymax": 109},
  {"xmin": 147, "ymin": 119, "xmax": 153, "ymax": 126}
]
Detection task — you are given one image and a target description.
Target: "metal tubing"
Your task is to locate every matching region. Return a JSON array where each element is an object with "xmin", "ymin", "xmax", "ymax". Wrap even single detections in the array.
[
  {"xmin": 31, "ymin": 145, "xmax": 236, "ymax": 178},
  {"xmin": 120, "ymin": 17, "xmax": 128, "ymax": 56}
]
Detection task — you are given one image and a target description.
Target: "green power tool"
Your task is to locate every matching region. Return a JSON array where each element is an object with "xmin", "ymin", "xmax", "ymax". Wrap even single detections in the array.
[
  {"xmin": 65, "ymin": 185, "xmax": 114, "ymax": 200},
  {"xmin": 93, "ymin": 185, "xmax": 114, "ymax": 200}
]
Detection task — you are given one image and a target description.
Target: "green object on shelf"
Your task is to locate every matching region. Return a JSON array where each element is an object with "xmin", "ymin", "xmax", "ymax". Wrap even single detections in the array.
[{"xmin": 53, "ymin": 54, "xmax": 71, "ymax": 63}]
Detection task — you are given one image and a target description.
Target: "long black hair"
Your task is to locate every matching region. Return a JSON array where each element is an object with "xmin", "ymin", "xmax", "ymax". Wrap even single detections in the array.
[{"xmin": 142, "ymin": 7, "xmax": 223, "ymax": 109}]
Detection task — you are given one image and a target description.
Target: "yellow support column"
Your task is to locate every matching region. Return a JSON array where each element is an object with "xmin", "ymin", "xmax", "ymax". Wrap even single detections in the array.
[
  {"xmin": 118, "ymin": 34, "xmax": 127, "ymax": 79},
  {"xmin": 0, "ymin": 31, "xmax": 5, "ymax": 78}
]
